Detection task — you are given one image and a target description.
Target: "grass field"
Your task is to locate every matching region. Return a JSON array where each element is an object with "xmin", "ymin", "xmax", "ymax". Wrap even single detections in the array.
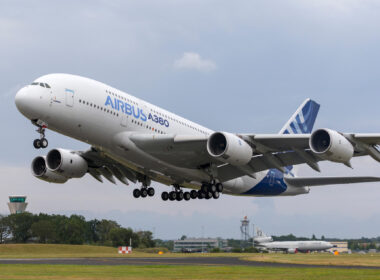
[
  {"xmin": 1, "ymin": 244, "xmax": 380, "ymax": 267},
  {"xmin": 243, "ymin": 253, "xmax": 380, "ymax": 267},
  {"xmin": 0, "ymin": 264, "xmax": 379, "ymax": 280}
]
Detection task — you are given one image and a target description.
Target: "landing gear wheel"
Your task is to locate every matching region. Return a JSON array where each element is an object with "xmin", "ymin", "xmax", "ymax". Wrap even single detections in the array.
[
  {"xmin": 205, "ymin": 192, "xmax": 213, "ymax": 199},
  {"xmin": 176, "ymin": 191, "xmax": 184, "ymax": 201},
  {"xmin": 33, "ymin": 139, "xmax": 41, "ymax": 149},
  {"xmin": 201, "ymin": 185, "xmax": 208, "ymax": 193},
  {"xmin": 198, "ymin": 190, "xmax": 205, "ymax": 199},
  {"xmin": 212, "ymin": 192, "xmax": 220, "ymax": 199},
  {"xmin": 169, "ymin": 191, "xmax": 177, "ymax": 201},
  {"xmin": 141, "ymin": 188, "xmax": 148, "ymax": 198},
  {"xmin": 133, "ymin": 189, "xmax": 141, "ymax": 198},
  {"xmin": 161, "ymin": 192, "xmax": 169, "ymax": 201},
  {"xmin": 184, "ymin": 192, "xmax": 191, "ymax": 201},
  {"xmin": 215, "ymin": 183, "xmax": 223, "ymax": 193},
  {"xmin": 190, "ymin": 190, "xmax": 198, "ymax": 199},
  {"xmin": 209, "ymin": 184, "xmax": 217, "ymax": 193},
  {"xmin": 147, "ymin": 187, "xmax": 155, "ymax": 197},
  {"xmin": 40, "ymin": 138, "xmax": 48, "ymax": 148}
]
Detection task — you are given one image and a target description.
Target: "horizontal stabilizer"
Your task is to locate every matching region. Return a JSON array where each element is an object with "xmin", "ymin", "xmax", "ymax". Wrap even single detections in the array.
[{"xmin": 285, "ymin": 176, "xmax": 380, "ymax": 187}]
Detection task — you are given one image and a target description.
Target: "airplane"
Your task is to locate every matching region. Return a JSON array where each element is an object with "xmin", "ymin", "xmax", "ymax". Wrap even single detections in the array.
[
  {"xmin": 253, "ymin": 227, "xmax": 336, "ymax": 253},
  {"xmin": 14, "ymin": 73, "xmax": 380, "ymax": 201}
]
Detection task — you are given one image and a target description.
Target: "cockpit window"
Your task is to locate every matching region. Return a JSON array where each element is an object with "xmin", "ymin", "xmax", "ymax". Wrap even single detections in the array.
[{"xmin": 30, "ymin": 82, "xmax": 51, "ymax": 88}]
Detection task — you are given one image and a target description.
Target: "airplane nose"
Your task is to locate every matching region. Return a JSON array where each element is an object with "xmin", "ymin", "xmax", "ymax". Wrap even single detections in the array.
[
  {"xmin": 15, "ymin": 86, "xmax": 39, "ymax": 119},
  {"xmin": 15, "ymin": 87, "xmax": 27, "ymax": 112}
]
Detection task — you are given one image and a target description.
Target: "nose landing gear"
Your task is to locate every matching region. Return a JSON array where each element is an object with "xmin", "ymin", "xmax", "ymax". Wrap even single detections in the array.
[{"xmin": 33, "ymin": 123, "xmax": 48, "ymax": 149}]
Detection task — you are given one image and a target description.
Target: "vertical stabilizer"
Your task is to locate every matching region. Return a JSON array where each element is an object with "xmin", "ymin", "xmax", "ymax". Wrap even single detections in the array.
[
  {"xmin": 279, "ymin": 98, "xmax": 320, "ymax": 135},
  {"xmin": 279, "ymin": 99, "xmax": 320, "ymax": 176}
]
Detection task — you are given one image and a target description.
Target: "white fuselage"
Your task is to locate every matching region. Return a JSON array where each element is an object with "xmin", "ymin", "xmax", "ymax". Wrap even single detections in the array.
[
  {"xmin": 15, "ymin": 74, "xmax": 308, "ymax": 196},
  {"xmin": 258, "ymin": 240, "xmax": 334, "ymax": 252}
]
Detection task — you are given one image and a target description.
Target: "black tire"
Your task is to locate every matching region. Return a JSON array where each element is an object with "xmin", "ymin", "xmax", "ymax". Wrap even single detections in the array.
[
  {"xmin": 147, "ymin": 187, "xmax": 155, "ymax": 197},
  {"xmin": 208, "ymin": 184, "xmax": 217, "ymax": 193},
  {"xmin": 169, "ymin": 191, "xmax": 177, "ymax": 201},
  {"xmin": 184, "ymin": 192, "xmax": 191, "ymax": 201},
  {"xmin": 141, "ymin": 188, "xmax": 148, "ymax": 198},
  {"xmin": 161, "ymin": 192, "xmax": 169, "ymax": 201},
  {"xmin": 205, "ymin": 192, "xmax": 213, "ymax": 199},
  {"xmin": 40, "ymin": 138, "xmax": 48, "ymax": 148},
  {"xmin": 212, "ymin": 192, "xmax": 220, "ymax": 199},
  {"xmin": 133, "ymin": 189, "xmax": 140, "ymax": 198},
  {"xmin": 215, "ymin": 183, "xmax": 223, "ymax": 193},
  {"xmin": 201, "ymin": 185, "xmax": 208, "ymax": 193},
  {"xmin": 198, "ymin": 190, "xmax": 205, "ymax": 199},
  {"xmin": 176, "ymin": 191, "xmax": 184, "ymax": 201},
  {"xmin": 190, "ymin": 190, "xmax": 198, "ymax": 199},
  {"xmin": 33, "ymin": 139, "xmax": 41, "ymax": 149}
]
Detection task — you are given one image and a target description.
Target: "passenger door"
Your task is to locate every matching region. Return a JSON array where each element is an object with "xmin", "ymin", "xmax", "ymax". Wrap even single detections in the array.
[{"xmin": 65, "ymin": 88, "xmax": 74, "ymax": 107}]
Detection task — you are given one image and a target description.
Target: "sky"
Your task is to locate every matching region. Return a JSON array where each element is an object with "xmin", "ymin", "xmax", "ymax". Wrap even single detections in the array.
[{"xmin": 1, "ymin": 0, "xmax": 380, "ymax": 240}]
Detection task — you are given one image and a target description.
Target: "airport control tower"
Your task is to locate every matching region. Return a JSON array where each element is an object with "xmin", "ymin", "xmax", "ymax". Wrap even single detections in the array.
[
  {"xmin": 240, "ymin": 216, "xmax": 251, "ymax": 248},
  {"xmin": 7, "ymin": 196, "xmax": 28, "ymax": 214}
]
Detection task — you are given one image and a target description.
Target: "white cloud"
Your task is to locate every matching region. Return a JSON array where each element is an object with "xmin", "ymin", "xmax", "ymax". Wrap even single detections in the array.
[{"xmin": 173, "ymin": 52, "xmax": 216, "ymax": 72}]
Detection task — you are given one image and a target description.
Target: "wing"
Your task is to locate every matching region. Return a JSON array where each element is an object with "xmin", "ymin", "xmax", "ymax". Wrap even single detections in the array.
[
  {"xmin": 285, "ymin": 176, "xmax": 380, "ymax": 187},
  {"xmin": 80, "ymin": 148, "xmax": 141, "ymax": 185},
  {"xmin": 127, "ymin": 132, "xmax": 380, "ymax": 183}
]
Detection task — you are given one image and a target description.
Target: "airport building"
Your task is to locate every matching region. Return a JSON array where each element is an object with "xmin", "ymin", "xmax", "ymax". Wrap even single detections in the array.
[
  {"xmin": 328, "ymin": 241, "xmax": 349, "ymax": 253},
  {"xmin": 173, "ymin": 238, "xmax": 228, "ymax": 252},
  {"xmin": 7, "ymin": 196, "xmax": 28, "ymax": 214}
]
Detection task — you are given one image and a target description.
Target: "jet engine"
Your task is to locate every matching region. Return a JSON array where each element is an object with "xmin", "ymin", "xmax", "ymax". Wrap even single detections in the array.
[
  {"xmin": 309, "ymin": 128, "xmax": 354, "ymax": 164},
  {"xmin": 31, "ymin": 156, "xmax": 68, "ymax": 183},
  {"xmin": 46, "ymin": 148, "xmax": 88, "ymax": 178},
  {"xmin": 207, "ymin": 132, "xmax": 253, "ymax": 166},
  {"xmin": 287, "ymin": 248, "xmax": 297, "ymax": 254}
]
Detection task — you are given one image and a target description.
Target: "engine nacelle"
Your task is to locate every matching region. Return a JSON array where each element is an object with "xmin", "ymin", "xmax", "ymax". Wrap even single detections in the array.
[
  {"xmin": 46, "ymin": 148, "xmax": 88, "ymax": 178},
  {"xmin": 309, "ymin": 129, "xmax": 354, "ymax": 163},
  {"xmin": 207, "ymin": 132, "xmax": 253, "ymax": 166},
  {"xmin": 31, "ymin": 156, "xmax": 68, "ymax": 183}
]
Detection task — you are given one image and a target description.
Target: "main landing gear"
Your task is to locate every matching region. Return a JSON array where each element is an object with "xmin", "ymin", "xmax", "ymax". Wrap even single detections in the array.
[
  {"xmin": 161, "ymin": 182, "xmax": 223, "ymax": 202},
  {"xmin": 133, "ymin": 186, "xmax": 155, "ymax": 198},
  {"xmin": 33, "ymin": 124, "xmax": 48, "ymax": 149}
]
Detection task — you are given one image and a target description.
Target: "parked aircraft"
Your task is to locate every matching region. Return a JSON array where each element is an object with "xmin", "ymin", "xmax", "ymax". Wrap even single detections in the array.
[
  {"xmin": 254, "ymin": 227, "xmax": 335, "ymax": 253},
  {"xmin": 14, "ymin": 74, "xmax": 380, "ymax": 201}
]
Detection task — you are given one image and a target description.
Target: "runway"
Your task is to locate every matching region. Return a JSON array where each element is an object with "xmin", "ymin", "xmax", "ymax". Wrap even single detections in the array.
[{"xmin": 0, "ymin": 257, "xmax": 378, "ymax": 269}]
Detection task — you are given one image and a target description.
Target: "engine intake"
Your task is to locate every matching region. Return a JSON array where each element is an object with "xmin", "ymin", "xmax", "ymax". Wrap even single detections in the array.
[
  {"xmin": 309, "ymin": 129, "xmax": 353, "ymax": 163},
  {"xmin": 46, "ymin": 148, "xmax": 88, "ymax": 178},
  {"xmin": 207, "ymin": 132, "xmax": 252, "ymax": 166},
  {"xmin": 31, "ymin": 156, "xmax": 68, "ymax": 183}
]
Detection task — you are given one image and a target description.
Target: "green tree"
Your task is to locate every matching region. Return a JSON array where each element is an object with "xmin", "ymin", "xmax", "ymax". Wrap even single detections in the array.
[
  {"xmin": 0, "ymin": 215, "xmax": 10, "ymax": 243},
  {"xmin": 138, "ymin": 231, "xmax": 155, "ymax": 248},
  {"xmin": 109, "ymin": 228, "xmax": 139, "ymax": 247},
  {"xmin": 31, "ymin": 220, "xmax": 56, "ymax": 243},
  {"xmin": 61, "ymin": 215, "xmax": 87, "ymax": 244},
  {"xmin": 96, "ymin": 219, "xmax": 120, "ymax": 245},
  {"xmin": 5, "ymin": 212, "xmax": 36, "ymax": 243}
]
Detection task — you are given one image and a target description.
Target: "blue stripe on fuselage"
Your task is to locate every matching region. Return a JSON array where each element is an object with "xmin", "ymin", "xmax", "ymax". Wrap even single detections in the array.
[{"xmin": 242, "ymin": 169, "xmax": 288, "ymax": 196}]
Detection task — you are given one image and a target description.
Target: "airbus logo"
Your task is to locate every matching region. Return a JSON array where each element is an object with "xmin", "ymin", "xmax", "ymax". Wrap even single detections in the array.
[{"xmin": 105, "ymin": 96, "xmax": 169, "ymax": 127}]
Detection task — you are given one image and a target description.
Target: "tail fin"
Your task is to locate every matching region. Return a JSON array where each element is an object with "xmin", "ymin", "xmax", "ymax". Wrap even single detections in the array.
[
  {"xmin": 280, "ymin": 99, "xmax": 320, "ymax": 177},
  {"xmin": 279, "ymin": 98, "xmax": 320, "ymax": 135}
]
